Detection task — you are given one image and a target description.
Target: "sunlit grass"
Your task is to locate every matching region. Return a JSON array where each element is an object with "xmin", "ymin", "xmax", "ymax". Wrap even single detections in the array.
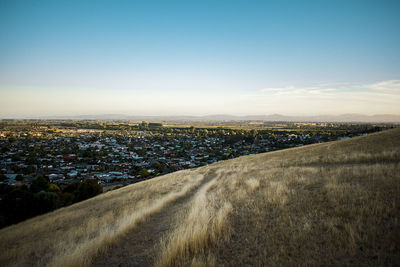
[
  {"xmin": 0, "ymin": 170, "xmax": 205, "ymax": 266},
  {"xmin": 1, "ymin": 128, "xmax": 399, "ymax": 266},
  {"xmin": 154, "ymin": 128, "xmax": 400, "ymax": 266}
]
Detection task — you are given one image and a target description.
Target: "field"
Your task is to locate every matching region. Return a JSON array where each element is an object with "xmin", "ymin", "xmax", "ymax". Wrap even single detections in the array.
[{"xmin": 1, "ymin": 128, "xmax": 399, "ymax": 266}]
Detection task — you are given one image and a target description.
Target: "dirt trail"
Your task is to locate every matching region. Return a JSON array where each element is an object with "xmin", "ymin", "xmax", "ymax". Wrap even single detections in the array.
[{"xmin": 91, "ymin": 169, "xmax": 218, "ymax": 267}]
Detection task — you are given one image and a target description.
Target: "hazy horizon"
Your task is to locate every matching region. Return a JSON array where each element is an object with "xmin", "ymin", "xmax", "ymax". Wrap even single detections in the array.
[
  {"xmin": 1, "ymin": 0, "xmax": 400, "ymax": 117},
  {"xmin": 2, "ymin": 113, "xmax": 400, "ymax": 124}
]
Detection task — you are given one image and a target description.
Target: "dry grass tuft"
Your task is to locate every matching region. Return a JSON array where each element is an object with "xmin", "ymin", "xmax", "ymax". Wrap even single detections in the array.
[
  {"xmin": 155, "ymin": 175, "xmax": 233, "ymax": 267},
  {"xmin": 245, "ymin": 178, "xmax": 260, "ymax": 191}
]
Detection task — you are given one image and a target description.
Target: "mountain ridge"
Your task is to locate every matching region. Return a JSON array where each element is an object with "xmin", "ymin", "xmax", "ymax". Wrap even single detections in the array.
[{"xmin": 23, "ymin": 113, "xmax": 400, "ymax": 122}]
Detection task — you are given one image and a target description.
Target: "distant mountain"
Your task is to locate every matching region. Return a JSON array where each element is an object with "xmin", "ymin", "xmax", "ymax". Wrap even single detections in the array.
[
  {"xmin": 233, "ymin": 114, "xmax": 400, "ymax": 123},
  {"xmin": 34, "ymin": 113, "xmax": 400, "ymax": 122}
]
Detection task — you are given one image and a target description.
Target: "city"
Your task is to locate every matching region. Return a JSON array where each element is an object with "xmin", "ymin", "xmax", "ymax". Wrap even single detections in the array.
[{"xmin": 1, "ymin": 120, "xmax": 385, "ymax": 190}]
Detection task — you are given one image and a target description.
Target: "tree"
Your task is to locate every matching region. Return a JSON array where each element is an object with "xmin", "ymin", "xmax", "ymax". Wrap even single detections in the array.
[
  {"xmin": 63, "ymin": 182, "xmax": 79, "ymax": 193},
  {"xmin": 15, "ymin": 174, "xmax": 24, "ymax": 182},
  {"xmin": 250, "ymin": 129, "xmax": 258, "ymax": 136},
  {"xmin": 75, "ymin": 179, "xmax": 102, "ymax": 202},
  {"xmin": 48, "ymin": 184, "xmax": 61, "ymax": 192},
  {"xmin": 35, "ymin": 191, "xmax": 60, "ymax": 213},
  {"xmin": 23, "ymin": 165, "xmax": 35, "ymax": 175},
  {"xmin": 1, "ymin": 188, "xmax": 36, "ymax": 225},
  {"xmin": 30, "ymin": 176, "xmax": 49, "ymax": 193},
  {"xmin": 141, "ymin": 169, "xmax": 150, "ymax": 177},
  {"xmin": 26, "ymin": 156, "xmax": 37, "ymax": 165},
  {"xmin": 0, "ymin": 172, "xmax": 6, "ymax": 182}
]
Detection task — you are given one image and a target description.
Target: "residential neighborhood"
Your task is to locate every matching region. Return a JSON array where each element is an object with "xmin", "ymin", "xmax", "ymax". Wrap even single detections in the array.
[
  {"xmin": 0, "ymin": 120, "xmax": 390, "ymax": 228},
  {"xmin": 0, "ymin": 121, "xmax": 385, "ymax": 189}
]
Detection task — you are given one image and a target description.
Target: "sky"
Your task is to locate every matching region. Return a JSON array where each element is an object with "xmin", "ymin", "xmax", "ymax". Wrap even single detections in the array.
[{"xmin": 0, "ymin": 0, "xmax": 399, "ymax": 117}]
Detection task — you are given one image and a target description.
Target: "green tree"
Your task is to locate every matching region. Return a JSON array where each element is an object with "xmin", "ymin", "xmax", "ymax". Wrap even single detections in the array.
[
  {"xmin": 250, "ymin": 129, "xmax": 258, "ymax": 136},
  {"xmin": 75, "ymin": 179, "xmax": 102, "ymax": 202},
  {"xmin": 141, "ymin": 169, "xmax": 150, "ymax": 177},
  {"xmin": 48, "ymin": 184, "xmax": 61, "ymax": 192},
  {"xmin": 35, "ymin": 191, "xmax": 60, "ymax": 212},
  {"xmin": 30, "ymin": 176, "xmax": 49, "ymax": 193}
]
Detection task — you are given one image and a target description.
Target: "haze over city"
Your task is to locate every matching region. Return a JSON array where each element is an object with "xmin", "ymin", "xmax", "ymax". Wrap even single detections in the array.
[{"xmin": 1, "ymin": 0, "xmax": 399, "ymax": 117}]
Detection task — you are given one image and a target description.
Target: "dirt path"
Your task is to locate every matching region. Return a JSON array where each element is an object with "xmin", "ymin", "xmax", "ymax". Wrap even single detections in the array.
[{"xmin": 91, "ymin": 169, "xmax": 217, "ymax": 267}]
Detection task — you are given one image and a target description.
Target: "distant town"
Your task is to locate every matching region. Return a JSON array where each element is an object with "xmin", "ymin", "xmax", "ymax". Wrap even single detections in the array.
[
  {"xmin": 1, "ymin": 120, "xmax": 393, "ymax": 187},
  {"xmin": 0, "ymin": 120, "xmax": 394, "ymax": 228}
]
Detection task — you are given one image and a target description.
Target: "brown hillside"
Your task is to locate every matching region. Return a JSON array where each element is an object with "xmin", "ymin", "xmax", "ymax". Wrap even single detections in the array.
[{"xmin": 1, "ymin": 128, "xmax": 399, "ymax": 266}]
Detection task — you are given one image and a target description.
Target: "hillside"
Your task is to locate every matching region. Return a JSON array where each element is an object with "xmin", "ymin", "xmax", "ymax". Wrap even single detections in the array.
[{"xmin": 1, "ymin": 128, "xmax": 399, "ymax": 266}]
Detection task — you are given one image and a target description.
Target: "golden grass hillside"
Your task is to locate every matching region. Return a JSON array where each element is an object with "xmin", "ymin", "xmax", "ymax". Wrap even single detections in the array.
[{"xmin": 1, "ymin": 128, "xmax": 399, "ymax": 266}]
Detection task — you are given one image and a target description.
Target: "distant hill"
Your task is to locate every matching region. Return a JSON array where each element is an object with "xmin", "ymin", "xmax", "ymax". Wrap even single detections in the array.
[
  {"xmin": 33, "ymin": 113, "xmax": 400, "ymax": 122},
  {"xmin": 1, "ymin": 129, "xmax": 399, "ymax": 266}
]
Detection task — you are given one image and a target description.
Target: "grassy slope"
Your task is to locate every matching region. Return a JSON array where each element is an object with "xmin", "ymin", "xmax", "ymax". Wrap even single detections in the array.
[
  {"xmin": 0, "ymin": 169, "xmax": 209, "ymax": 266},
  {"xmin": 157, "ymin": 128, "xmax": 400, "ymax": 266},
  {"xmin": 1, "ymin": 128, "xmax": 399, "ymax": 266}
]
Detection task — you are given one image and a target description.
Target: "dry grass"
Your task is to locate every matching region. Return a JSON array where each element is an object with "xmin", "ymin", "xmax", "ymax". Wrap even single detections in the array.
[
  {"xmin": 1, "ymin": 128, "xmax": 399, "ymax": 266},
  {"xmin": 217, "ymin": 162, "xmax": 400, "ymax": 266},
  {"xmin": 153, "ymin": 128, "xmax": 400, "ymax": 266},
  {"xmin": 0, "ymin": 169, "xmax": 206, "ymax": 266},
  {"xmin": 155, "ymin": 174, "xmax": 232, "ymax": 266},
  {"xmin": 205, "ymin": 128, "xmax": 400, "ymax": 266}
]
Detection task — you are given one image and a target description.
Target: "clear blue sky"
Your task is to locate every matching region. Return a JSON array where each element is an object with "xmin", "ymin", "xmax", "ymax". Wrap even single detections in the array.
[{"xmin": 0, "ymin": 0, "xmax": 399, "ymax": 117}]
